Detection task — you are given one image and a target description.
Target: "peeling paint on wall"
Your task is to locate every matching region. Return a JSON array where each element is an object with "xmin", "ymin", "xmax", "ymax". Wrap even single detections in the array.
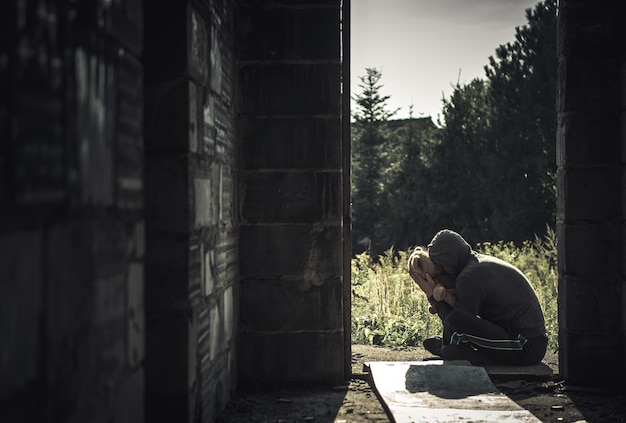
[
  {"xmin": 188, "ymin": 6, "xmax": 208, "ymax": 84},
  {"xmin": 210, "ymin": 25, "xmax": 223, "ymax": 93}
]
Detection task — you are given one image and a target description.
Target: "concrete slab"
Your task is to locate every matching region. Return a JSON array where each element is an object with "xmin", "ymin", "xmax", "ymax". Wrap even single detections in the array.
[
  {"xmin": 367, "ymin": 361, "xmax": 541, "ymax": 423},
  {"xmin": 483, "ymin": 362, "xmax": 554, "ymax": 380}
]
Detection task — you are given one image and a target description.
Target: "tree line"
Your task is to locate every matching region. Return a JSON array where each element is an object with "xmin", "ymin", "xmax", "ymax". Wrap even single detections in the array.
[{"xmin": 351, "ymin": 0, "xmax": 557, "ymax": 255}]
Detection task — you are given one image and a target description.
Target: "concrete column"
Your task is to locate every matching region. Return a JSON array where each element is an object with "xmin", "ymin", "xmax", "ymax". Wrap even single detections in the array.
[
  {"xmin": 0, "ymin": 1, "xmax": 145, "ymax": 421},
  {"xmin": 238, "ymin": 0, "xmax": 346, "ymax": 382},
  {"xmin": 144, "ymin": 1, "xmax": 238, "ymax": 421},
  {"xmin": 556, "ymin": 0, "xmax": 625, "ymax": 388}
]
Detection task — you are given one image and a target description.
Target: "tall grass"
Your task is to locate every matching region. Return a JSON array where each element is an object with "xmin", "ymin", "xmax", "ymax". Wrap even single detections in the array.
[{"xmin": 351, "ymin": 227, "xmax": 558, "ymax": 351}]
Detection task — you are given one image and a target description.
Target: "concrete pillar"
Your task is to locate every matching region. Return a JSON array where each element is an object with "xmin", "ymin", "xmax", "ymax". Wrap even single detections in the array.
[
  {"xmin": 556, "ymin": 0, "xmax": 625, "ymax": 388},
  {"xmin": 143, "ymin": 1, "xmax": 238, "ymax": 421},
  {"xmin": 0, "ymin": 1, "xmax": 145, "ymax": 421},
  {"xmin": 238, "ymin": 0, "xmax": 346, "ymax": 382}
]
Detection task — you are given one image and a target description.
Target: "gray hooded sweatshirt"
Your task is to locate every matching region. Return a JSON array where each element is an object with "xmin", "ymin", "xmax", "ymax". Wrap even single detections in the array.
[{"xmin": 428, "ymin": 229, "xmax": 546, "ymax": 339}]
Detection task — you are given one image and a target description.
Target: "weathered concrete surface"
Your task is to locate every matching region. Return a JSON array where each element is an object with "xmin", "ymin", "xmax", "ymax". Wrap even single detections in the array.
[
  {"xmin": 143, "ymin": 2, "xmax": 238, "ymax": 422},
  {"xmin": 368, "ymin": 361, "xmax": 541, "ymax": 423},
  {"xmin": 237, "ymin": 0, "xmax": 346, "ymax": 383},
  {"xmin": 483, "ymin": 362, "xmax": 554, "ymax": 380},
  {"xmin": 556, "ymin": 0, "xmax": 626, "ymax": 388}
]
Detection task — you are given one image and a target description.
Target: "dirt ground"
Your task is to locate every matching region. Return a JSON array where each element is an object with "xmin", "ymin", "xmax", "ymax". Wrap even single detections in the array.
[{"xmin": 216, "ymin": 345, "xmax": 625, "ymax": 422}]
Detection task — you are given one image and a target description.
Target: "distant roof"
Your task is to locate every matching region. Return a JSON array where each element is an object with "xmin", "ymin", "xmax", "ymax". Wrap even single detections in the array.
[
  {"xmin": 352, "ymin": 116, "xmax": 438, "ymax": 131},
  {"xmin": 386, "ymin": 117, "xmax": 436, "ymax": 130}
]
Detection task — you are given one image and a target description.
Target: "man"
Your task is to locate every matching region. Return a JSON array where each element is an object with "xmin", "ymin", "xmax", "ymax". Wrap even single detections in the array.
[{"xmin": 408, "ymin": 229, "xmax": 547, "ymax": 365}]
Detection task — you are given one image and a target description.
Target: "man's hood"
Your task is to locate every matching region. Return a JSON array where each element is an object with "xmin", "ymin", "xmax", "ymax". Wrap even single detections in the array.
[{"xmin": 427, "ymin": 229, "xmax": 472, "ymax": 277}]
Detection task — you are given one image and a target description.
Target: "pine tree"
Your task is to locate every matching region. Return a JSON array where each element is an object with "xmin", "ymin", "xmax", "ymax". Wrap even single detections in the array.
[
  {"xmin": 484, "ymin": 0, "xmax": 557, "ymax": 242},
  {"xmin": 427, "ymin": 79, "xmax": 493, "ymax": 244},
  {"xmin": 379, "ymin": 106, "xmax": 440, "ymax": 250},
  {"xmin": 419, "ymin": 0, "xmax": 557, "ymax": 245},
  {"xmin": 351, "ymin": 68, "xmax": 397, "ymax": 254}
]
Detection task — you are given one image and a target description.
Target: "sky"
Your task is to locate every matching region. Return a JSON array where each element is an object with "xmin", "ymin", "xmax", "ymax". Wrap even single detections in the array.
[{"xmin": 351, "ymin": 0, "xmax": 540, "ymax": 121}]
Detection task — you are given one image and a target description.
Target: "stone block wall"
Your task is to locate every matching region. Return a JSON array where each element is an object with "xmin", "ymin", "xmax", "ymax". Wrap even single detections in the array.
[
  {"xmin": 556, "ymin": 0, "xmax": 626, "ymax": 388},
  {"xmin": 0, "ymin": 0, "xmax": 144, "ymax": 422},
  {"xmin": 1, "ymin": 0, "xmax": 347, "ymax": 420},
  {"xmin": 237, "ymin": 0, "xmax": 346, "ymax": 382},
  {"xmin": 143, "ymin": 1, "xmax": 238, "ymax": 421}
]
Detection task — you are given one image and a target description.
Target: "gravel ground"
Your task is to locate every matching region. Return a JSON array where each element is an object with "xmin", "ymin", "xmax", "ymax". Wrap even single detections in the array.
[{"xmin": 216, "ymin": 345, "xmax": 625, "ymax": 422}]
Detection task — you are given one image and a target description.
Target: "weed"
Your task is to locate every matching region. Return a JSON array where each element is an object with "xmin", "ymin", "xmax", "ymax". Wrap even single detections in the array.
[{"xmin": 351, "ymin": 229, "xmax": 559, "ymax": 351}]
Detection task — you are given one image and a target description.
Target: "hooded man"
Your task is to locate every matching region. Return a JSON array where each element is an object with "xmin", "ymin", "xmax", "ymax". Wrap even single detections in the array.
[{"xmin": 410, "ymin": 229, "xmax": 547, "ymax": 365}]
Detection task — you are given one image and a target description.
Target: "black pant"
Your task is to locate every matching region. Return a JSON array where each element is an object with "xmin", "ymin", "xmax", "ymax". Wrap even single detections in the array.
[{"xmin": 442, "ymin": 309, "xmax": 547, "ymax": 365}]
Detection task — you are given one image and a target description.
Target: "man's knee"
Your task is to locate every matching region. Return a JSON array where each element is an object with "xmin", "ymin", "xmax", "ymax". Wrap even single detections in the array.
[{"xmin": 443, "ymin": 308, "xmax": 472, "ymax": 329}]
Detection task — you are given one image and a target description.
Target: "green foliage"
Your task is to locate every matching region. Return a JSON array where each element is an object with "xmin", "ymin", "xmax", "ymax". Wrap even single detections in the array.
[
  {"xmin": 350, "ymin": 1, "xmax": 559, "ymax": 350},
  {"xmin": 483, "ymin": 0, "xmax": 558, "ymax": 243},
  {"xmin": 351, "ymin": 68, "xmax": 399, "ymax": 254},
  {"xmin": 352, "ymin": 229, "xmax": 559, "ymax": 351},
  {"xmin": 377, "ymin": 112, "xmax": 442, "ymax": 249},
  {"xmin": 352, "ymin": 68, "xmax": 399, "ymax": 123},
  {"xmin": 350, "ymin": 1, "xmax": 557, "ymax": 254},
  {"xmin": 351, "ymin": 248, "xmax": 442, "ymax": 346},
  {"xmin": 427, "ymin": 79, "xmax": 494, "ymax": 242}
]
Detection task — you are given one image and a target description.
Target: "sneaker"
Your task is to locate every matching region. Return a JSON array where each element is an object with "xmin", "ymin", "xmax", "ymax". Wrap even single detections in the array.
[{"xmin": 423, "ymin": 336, "xmax": 443, "ymax": 357}]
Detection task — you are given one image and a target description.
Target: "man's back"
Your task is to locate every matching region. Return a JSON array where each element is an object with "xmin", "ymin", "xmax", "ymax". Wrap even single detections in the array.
[{"xmin": 456, "ymin": 253, "xmax": 546, "ymax": 338}]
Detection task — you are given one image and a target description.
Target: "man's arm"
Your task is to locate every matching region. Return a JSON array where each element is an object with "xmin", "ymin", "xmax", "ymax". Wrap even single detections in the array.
[
  {"xmin": 428, "ymin": 294, "xmax": 453, "ymax": 321},
  {"xmin": 430, "ymin": 275, "xmax": 456, "ymax": 307}
]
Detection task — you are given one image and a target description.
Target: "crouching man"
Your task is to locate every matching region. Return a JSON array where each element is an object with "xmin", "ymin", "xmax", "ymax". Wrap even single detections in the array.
[{"xmin": 408, "ymin": 229, "xmax": 547, "ymax": 366}]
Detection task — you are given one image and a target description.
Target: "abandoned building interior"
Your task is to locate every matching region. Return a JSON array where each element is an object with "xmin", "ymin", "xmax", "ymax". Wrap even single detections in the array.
[{"xmin": 1, "ymin": 0, "xmax": 625, "ymax": 421}]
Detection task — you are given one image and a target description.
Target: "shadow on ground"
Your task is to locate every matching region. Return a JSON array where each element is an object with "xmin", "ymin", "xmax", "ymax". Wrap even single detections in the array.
[{"xmin": 216, "ymin": 344, "xmax": 625, "ymax": 422}]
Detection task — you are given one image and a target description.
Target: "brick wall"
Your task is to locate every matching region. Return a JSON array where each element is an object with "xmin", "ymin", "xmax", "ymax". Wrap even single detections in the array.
[
  {"xmin": 237, "ymin": 0, "xmax": 347, "ymax": 382},
  {"xmin": 0, "ymin": 1, "xmax": 144, "ymax": 421},
  {"xmin": 143, "ymin": 1, "xmax": 238, "ymax": 421},
  {"xmin": 1, "ymin": 0, "xmax": 347, "ymax": 421},
  {"xmin": 556, "ymin": 0, "xmax": 626, "ymax": 388}
]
